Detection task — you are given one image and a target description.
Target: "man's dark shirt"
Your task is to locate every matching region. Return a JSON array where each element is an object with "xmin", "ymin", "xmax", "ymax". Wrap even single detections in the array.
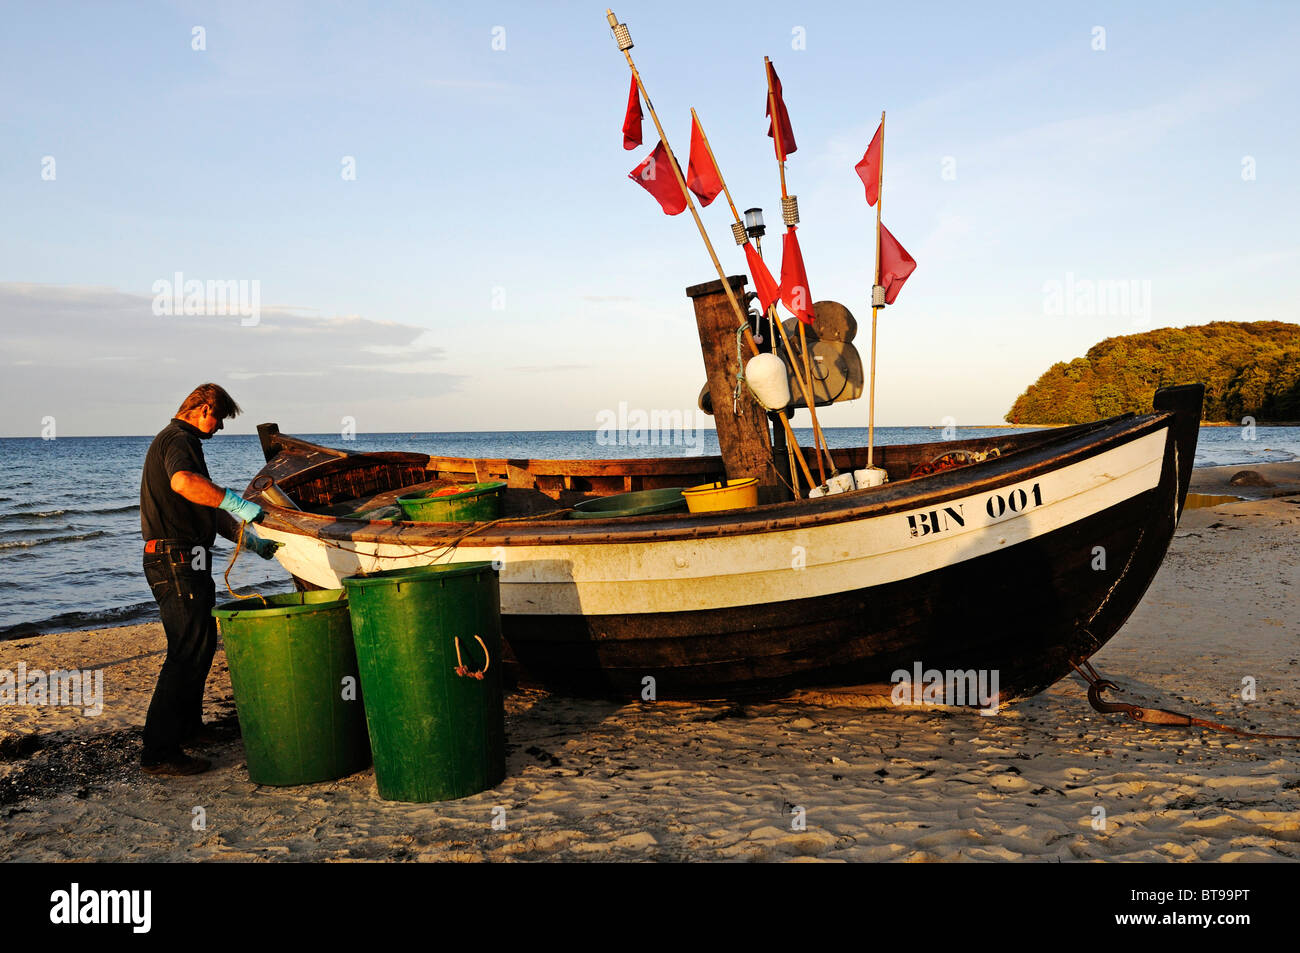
[{"xmin": 140, "ymin": 418, "xmax": 217, "ymax": 547}]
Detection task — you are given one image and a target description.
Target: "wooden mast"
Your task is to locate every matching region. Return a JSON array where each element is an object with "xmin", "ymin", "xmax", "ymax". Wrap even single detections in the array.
[
  {"xmin": 868, "ymin": 110, "xmax": 885, "ymax": 469},
  {"xmin": 763, "ymin": 56, "xmax": 835, "ymax": 486},
  {"xmin": 606, "ymin": 10, "xmax": 814, "ymax": 493},
  {"xmin": 689, "ymin": 107, "xmax": 828, "ymax": 495}
]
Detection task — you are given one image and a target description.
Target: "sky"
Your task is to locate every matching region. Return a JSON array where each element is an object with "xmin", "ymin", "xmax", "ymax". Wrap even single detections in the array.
[{"xmin": 1, "ymin": 0, "xmax": 1297, "ymax": 437}]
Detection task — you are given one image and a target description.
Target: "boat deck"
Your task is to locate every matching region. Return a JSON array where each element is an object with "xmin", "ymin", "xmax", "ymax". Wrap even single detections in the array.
[{"xmin": 316, "ymin": 478, "xmax": 604, "ymax": 522}]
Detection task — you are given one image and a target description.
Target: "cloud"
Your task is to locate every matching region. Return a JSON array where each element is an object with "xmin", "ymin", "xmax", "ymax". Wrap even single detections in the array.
[
  {"xmin": 506, "ymin": 364, "xmax": 596, "ymax": 373},
  {"xmin": 0, "ymin": 283, "xmax": 464, "ymax": 436}
]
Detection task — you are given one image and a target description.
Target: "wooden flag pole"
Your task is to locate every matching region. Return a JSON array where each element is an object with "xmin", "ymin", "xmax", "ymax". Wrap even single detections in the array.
[
  {"xmin": 763, "ymin": 64, "xmax": 809, "ymax": 353},
  {"xmin": 764, "ymin": 57, "xmax": 833, "ymax": 486},
  {"xmin": 868, "ymin": 110, "xmax": 885, "ymax": 469},
  {"xmin": 758, "ymin": 230, "xmax": 837, "ymax": 483},
  {"xmin": 689, "ymin": 107, "xmax": 744, "ymax": 226},
  {"xmin": 767, "ymin": 288, "xmax": 832, "ymax": 481},
  {"xmin": 690, "ymin": 108, "xmax": 803, "ymax": 496},
  {"xmin": 765, "ymin": 59, "xmax": 789, "ymax": 199},
  {"xmin": 608, "ymin": 11, "xmax": 816, "ymax": 491},
  {"xmin": 692, "ymin": 107, "xmax": 833, "ymax": 488}
]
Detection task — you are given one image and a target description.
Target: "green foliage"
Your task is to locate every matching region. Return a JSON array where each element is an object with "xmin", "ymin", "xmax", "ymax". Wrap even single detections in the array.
[{"xmin": 1006, "ymin": 322, "xmax": 1300, "ymax": 423}]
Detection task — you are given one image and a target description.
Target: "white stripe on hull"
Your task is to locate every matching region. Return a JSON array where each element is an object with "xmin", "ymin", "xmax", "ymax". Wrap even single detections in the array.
[{"xmin": 261, "ymin": 429, "xmax": 1167, "ymax": 617}]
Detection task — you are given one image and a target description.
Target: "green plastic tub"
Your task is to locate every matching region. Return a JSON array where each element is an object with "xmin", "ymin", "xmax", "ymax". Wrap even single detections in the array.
[
  {"xmin": 396, "ymin": 481, "xmax": 506, "ymax": 522},
  {"xmin": 570, "ymin": 487, "xmax": 688, "ymax": 519},
  {"xmin": 212, "ymin": 590, "xmax": 371, "ymax": 786},
  {"xmin": 342, "ymin": 563, "xmax": 506, "ymax": 802}
]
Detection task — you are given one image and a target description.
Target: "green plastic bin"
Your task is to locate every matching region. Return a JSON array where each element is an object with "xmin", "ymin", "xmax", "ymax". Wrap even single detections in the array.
[
  {"xmin": 342, "ymin": 562, "xmax": 506, "ymax": 802},
  {"xmin": 212, "ymin": 590, "xmax": 371, "ymax": 786},
  {"xmin": 570, "ymin": 487, "xmax": 687, "ymax": 519},
  {"xmin": 396, "ymin": 482, "xmax": 506, "ymax": 522}
]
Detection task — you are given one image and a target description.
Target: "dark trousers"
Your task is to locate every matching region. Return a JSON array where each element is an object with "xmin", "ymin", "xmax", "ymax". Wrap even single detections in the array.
[{"xmin": 142, "ymin": 547, "xmax": 216, "ymax": 762}]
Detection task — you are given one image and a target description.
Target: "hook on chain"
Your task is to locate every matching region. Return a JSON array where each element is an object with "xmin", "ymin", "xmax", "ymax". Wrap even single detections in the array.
[{"xmin": 1070, "ymin": 655, "xmax": 1300, "ymax": 736}]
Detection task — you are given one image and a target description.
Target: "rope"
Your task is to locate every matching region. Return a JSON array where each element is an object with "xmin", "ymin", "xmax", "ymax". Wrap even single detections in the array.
[
  {"xmin": 454, "ymin": 635, "xmax": 490, "ymax": 679},
  {"xmin": 286, "ymin": 507, "xmax": 575, "ymax": 571},
  {"xmin": 223, "ymin": 520, "xmax": 269, "ymax": 606},
  {"xmin": 732, "ymin": 323, "xmax": 748, "ymax": 415},
  {"xmin": 908, "ymin": 448, "xmax": 1002, "ymax": 479},
  {"xmin": 766, "ymin": 437, "xmax": 799, "ymax": 498}
]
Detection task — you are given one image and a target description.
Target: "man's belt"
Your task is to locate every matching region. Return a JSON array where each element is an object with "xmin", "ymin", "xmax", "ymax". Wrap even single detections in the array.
[{"xmin": 144, "ymin": 539, "xmax": 206, "ymax": 554}]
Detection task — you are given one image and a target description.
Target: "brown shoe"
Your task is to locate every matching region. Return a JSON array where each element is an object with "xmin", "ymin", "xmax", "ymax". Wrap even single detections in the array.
[
  {"xmin": 185, "ymin": 725, "xmax": 229, "ymax": 747},
  {"xmin": 142, "ymin": 753, "xmax": 211, "ymax": 776}
]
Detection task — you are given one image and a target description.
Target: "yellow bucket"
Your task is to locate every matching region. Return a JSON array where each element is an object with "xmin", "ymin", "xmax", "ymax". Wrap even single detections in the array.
[{"xmin": 682, "ymin": 478, "xmax": 759, "ymax": 513}]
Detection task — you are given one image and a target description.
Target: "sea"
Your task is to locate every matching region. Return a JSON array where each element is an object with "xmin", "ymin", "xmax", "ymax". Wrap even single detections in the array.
[{"xmin": 1, "ymin": 425, "xmax": 1296, "ymax": 638}]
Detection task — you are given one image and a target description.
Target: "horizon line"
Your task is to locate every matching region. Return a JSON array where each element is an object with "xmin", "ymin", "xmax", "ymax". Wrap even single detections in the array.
[{"xmin": 0, "ymin": 423, "xmax": 1040, "ymax": 439}]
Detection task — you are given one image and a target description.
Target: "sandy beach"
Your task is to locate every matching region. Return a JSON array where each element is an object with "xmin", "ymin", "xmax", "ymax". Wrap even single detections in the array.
[{"xmin": 1, "ymin": 463, "xmax": 1297, "ymax": 863}]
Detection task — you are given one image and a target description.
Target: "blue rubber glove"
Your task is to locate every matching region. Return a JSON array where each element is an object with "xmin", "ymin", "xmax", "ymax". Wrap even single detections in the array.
[
  {"xmin": 218, "ymin": 488, "xmax": 263, "ymax": 524},
  {"xmin": 246, "ymin": 534, "xmax": 282, "ymax": 560}
]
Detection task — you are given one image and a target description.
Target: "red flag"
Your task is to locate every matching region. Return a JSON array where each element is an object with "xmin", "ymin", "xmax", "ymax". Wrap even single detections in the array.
[
  {"xmin": 743, "ymin": 242, "xmax": 780, "ymax": 314},
  {"xmin": 686, "ymin": 115, "xmax": 724, "ymax": 206},
  {"xmin": 764, "ymin": 61, "xmax": 797, "ymax": 161},
  {"xmin": 855, "ymin": 123, "xmax": 882, "ymax": 206},
  {"xmin": 779, "ymin": 227, "xmax": 814, "ymax": 324},
  {"xmin": 622, "ymin": 75, "xmax": 643, "ymax": 150},
  {"xmin": 628, "ymin": 140, "xmax": 687, "ymax": 216},
  {"xmin": 878, "ymin": 223, "xmax": 916, "ymax": 304}
]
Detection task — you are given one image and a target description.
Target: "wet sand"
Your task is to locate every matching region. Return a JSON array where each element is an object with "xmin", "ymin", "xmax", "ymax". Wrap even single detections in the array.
[{"xmin": 2, "ymin": 466, "xmax": 1297, "ymax": 862}]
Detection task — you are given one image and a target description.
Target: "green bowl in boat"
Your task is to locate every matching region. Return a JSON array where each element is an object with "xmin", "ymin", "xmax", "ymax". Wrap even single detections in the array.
[
  {"xmin": 570, "ymin": 488, "xmax": 688, "ymax": 519},
  {"xmin": 396, "ymin": 481, "xmax": 506, "ymax": 522}
]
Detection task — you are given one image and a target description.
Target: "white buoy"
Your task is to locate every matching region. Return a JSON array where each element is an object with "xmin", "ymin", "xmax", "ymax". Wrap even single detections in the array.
[
  {"xmin": 823, "ymin": 472, "xmax": 857, "ymax": 495},
  {"xmin": 811, "ymin": 469, "xmax": 887, "ymax": 499},
  {"xmin": 854, "ymin": 467, "xmax": 888, "ymax": 487},
  {"xmin": 744, "ymin": 353, "xmax": 791, "ymax": 411}
]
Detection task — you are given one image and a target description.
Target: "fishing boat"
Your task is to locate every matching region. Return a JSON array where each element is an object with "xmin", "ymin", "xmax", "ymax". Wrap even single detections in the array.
[
  {"xmin": 243, "ymin": 14, "xmax": 1203, "ymax": 705},
  {"xmin": 244, "ymin": 288, "xmax": 1203, "ymax": 703}
]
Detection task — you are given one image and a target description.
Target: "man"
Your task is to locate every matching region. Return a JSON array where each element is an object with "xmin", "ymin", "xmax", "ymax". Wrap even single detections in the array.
[{"xmin": 139, "ymin": 383, "xmax": 279, "ymax": 776}]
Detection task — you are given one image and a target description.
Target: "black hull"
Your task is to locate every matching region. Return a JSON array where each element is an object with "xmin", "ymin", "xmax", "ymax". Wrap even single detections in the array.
[
  {"xmin": 503, "ymin": 385, "xmax": 1203, "ymax": 701},
  {"xmin": 502, "ymin": 487, "xmax": 1162, "ymax": 700}
]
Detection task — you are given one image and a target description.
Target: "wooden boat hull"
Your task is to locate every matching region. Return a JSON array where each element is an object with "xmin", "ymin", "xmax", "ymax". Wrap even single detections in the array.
[
  {"xmin": 247, "ymin": 385, "xmax": 1202, "ymax": 703},
  {"xmin": 504, "ymin": 484, "xmax": 1165, "ymax": 699}
]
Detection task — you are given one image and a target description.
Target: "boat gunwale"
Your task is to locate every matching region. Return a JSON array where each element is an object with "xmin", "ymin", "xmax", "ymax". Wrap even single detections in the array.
[
  {"xmin": 253, "ymin": 410, "xmax": 1172, "ymax": 547},
  {"xmin": 258, "ymin": 421, "xmax": 1107, "ymax": 480}
]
